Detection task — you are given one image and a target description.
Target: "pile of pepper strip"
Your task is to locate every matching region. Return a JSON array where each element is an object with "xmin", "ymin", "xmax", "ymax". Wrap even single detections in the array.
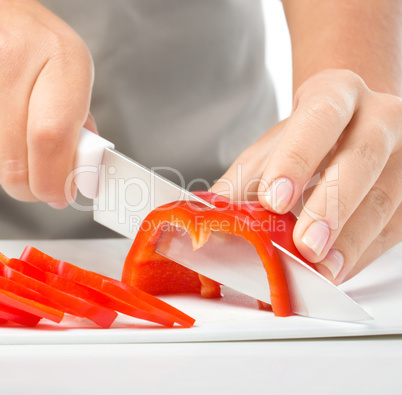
[
  {"xmin": 0, "ymin": 248, "xmax": 195, "ymax": 328},
  {"xmin": 122, "ymin": 192, "xmax": 315, "ymax": 317}
]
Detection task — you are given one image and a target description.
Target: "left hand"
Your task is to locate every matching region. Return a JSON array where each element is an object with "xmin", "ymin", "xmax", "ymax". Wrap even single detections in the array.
[{"xmin": 211, "ymin": 69, "xmax": 402, "ymax": 284}]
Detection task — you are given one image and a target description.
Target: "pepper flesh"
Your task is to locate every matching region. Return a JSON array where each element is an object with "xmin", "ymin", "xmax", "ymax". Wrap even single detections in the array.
[{"xmin": 122, "ymin": 193, "xmax": 296, "ymax": 317}]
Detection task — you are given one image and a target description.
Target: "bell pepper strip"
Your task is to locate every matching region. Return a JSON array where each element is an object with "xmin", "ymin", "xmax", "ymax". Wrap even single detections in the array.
[
  {"xmin": 122, "ymin": 196, "xmax": 294, "ymax": 317},
  {"xmin": 0, "ymin": 276, "xmax": 65, "ymax": 313},
  {"xmin": 20, "ymin": 247, "xmax": 195, "ymax": 328},
  {"xmin": 0, "ymin": 261, "xmax": 117, "ymax": 328},
  {"xmin": 0, "ymin": 252, "xmax": 9, "ymax": 264},
  {"xmin": 7, "ymin": 257, "xmax": 175, "ymax": 328},
  {"xmin": 0, "ymin": 289, "xmax": 63, "ymax": 323},
  {"xmin": 0, "ymin": 302, "xmax": 41, "ymax": 327},
  {"xmin": 0, "ymin": 279, "xmax": 65, "ymax": 323}
]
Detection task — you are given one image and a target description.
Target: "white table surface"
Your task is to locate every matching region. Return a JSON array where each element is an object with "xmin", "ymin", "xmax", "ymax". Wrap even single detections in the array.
[
  {"xmin": 0, "ymin": 239, "xmax": 401, "ymax": 394},
  {"xmin": 1, "ymin": 337, "xmax": 401, "ymax": 395}
]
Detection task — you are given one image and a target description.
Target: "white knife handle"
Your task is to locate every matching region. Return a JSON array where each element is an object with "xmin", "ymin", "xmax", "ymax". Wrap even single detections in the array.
[{"xmin": 74, "ymin": 128, "xmax": 115, "ymax": 199}]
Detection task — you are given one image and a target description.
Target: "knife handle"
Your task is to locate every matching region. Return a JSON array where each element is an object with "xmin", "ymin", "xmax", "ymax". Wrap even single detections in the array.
[{"xmin": 74, "ymin": 128, "xmax": 115, "ymax": 199}]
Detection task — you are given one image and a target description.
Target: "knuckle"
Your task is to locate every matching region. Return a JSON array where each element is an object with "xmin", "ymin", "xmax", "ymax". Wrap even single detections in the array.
[
  {"xmin": 368, "ymin": 224, "xmax": 395, "ymax": 263},
  {"xmin": 377, "ymin": 94, "xmax": 402, "ymax": 138},
  {"xmin": 375, "ymin": 225, "xmax": 392, "ymax": 250},
  {"xmin": 281, "ymin": 145, "xmax": 312, "ymax": 174},
  {"xmin": 302, "ymin": 96, "xmax": 343, "ymax": 127},
  {"xmin": 296, "ymin": 69, "xmax": 363, "ymax": 104},
  {"xmin": 327, "ymin": 190, "xmax": 350, "ymax": 227},
  {"xmin": 340, "ymin": 229, "xmax": 363, "ymax": 262},
  {"xmin": 336, "ymin": 69, "xmax": 365, "ymax": 89},
  {"xmin": 0, "ymin": 31, "xmax": 26, "ymax": 70},
  {"xmin": 0, "ymin": 160, "xmax": 29, "ymax": 190},
  {"xmin": 350, "ymin": 139, "xmax": 383, "ymax": 174},
  {"xmin": 366, "ymin": 186, "xmax": 394, "ymax": 223},
  {"xmin": 48, "ymin": 32, "xmax": 76, "ymax": 56},
  {"xmin": 48, "ymin": 31, "xmax": 92, "ymax": 66},
  {"xmin": 30, "ymin": 123, "xmax": 69, "ymax": 150}
]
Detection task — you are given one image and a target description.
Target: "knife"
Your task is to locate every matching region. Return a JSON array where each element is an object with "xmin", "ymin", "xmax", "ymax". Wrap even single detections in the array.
[{"xmin": 74, "ymin": 128, "xmax": 371, "ymax": 322}]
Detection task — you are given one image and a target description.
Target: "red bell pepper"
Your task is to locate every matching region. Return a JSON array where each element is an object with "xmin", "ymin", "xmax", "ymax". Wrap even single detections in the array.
[
  {"xmin": 20, "ymin": 247, "xmax": 195, "ymax": 328},
  {"xmin": 0, "ymin": 252, "xmax": 9, "ymax": 264},
  {"xmin": 0, "ymin": 260, "xmax": 118, "ymax": 328},
  {"xmin": 0, "ymin": 302, "xmax": 41, "ymax": 327},
  {"xmin": 8, "ymin": 256, "xmax": 174, "ymax": 327},
  {"xmin": 194, "ymin": 192, "xmax": 312, "ymax": 265},
  {"xmin": 186, "ymin": 192, "xmax": 315, "ymax": 300},
  {"xmin": 122, "ymin": 192, "xmax": 297, "ymax": 317},
  {"xmin": 0, "ymin": 289, "xmax": 63, "ymax": 324}
]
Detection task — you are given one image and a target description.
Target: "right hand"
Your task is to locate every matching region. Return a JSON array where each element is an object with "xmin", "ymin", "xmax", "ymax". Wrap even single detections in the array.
[{"xmin": 0, "ymin": 0, "xmax": 95, "ymax": 208}]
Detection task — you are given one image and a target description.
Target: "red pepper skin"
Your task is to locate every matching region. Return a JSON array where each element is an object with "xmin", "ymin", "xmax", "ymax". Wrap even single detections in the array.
[
  {"xmin": 0, "ymin": 302, "xmax": 41, "ymax": 327},
  {"xmin": 0, "ymin": 275, "xmax": 65, "ymax": 314},
  {"xmin": 194, "ymin": 192, "xmax": 313, "ymax": 267},
  {"xmin": 9, "ymin": 256, "xmax": 174, "ymax": 328},
  {"xmin": 0, "ymin": 261, "xmax": 117, "ymax": 328},
  {"xmin": 20, "ymin": 247, "xmax": 195, "ymax": 328},
  {"xmin": 186, "ymin": 192, "xmax": 315, "ymax": 299},
  {"xmin": 0, "ymin": 289, "xmax": 63, "ymax": 324},
  {"xmin": 0, "ymin": 252, "xmax": 9, "ymax": 264},
  {"xmin": 122, "ymin": 195, "xmax": 294, "ymax": 317}
]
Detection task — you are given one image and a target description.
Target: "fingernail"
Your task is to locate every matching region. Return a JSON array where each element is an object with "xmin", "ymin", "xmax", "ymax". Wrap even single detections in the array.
[
  {"xmin": 48, "ymin": 202, "xmax": 68, "ymax": 210},
  {"xmin": 265, "ymin": 177, "xmax": 293, "ymax": 213},
  {"xmin": 301, "ymin": 221, "xmax": 330, "ymax": 256},
  {"xmin": 316, "ymin": 249, "xmax": 344, "ymax": 281}
]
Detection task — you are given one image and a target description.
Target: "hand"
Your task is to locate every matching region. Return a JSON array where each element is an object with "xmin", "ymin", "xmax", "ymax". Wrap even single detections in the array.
[
  {"xmin": 0, "ymin": 0, "xmax": 95, "ymax": 208},
  {"xmin": 212, "ymin": 69, "xmax": 402, "ymax": 284}
]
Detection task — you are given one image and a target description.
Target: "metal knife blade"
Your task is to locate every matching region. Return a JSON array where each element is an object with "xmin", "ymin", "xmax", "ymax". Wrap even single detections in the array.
[
  {"xmin": 156, "ymin": 226, "xmax": 371, "ymax": 321},
  {"xmin": 93, "ymin": 148, "xmax": 214, "ymax": 239}
]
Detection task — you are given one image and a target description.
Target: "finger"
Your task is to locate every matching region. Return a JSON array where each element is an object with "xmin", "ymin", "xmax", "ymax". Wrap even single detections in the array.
[
  {"xmin": 339, "ymin": 203, "xmax": 402, "ymax": 284},
  {"xmin": 312, "ymin": 151, "xmax": 402, "ymax": 283},
  {"xmin": 27, "ymin": 46, "xmax": 93, "ymax": 206},
  {"xmin": 294, "ymin": 95, "xmax": 400, "ymax": 263},
  {"xmin": 258, "ymin": 70, "xmax": 363, "ymax": 214},
  {"xmin": 0, "ymin": 52, "xmax": 38, "ymax": 201}
]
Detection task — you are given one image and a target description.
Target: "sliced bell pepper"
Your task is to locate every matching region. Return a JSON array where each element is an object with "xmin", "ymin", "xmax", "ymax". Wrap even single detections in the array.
[
  {"xmin": 0, "ymin": 289, "xmax": 63, "ymax": 324},
  {"xmin": 7, "ymin": 257, "xmax": 175, "ymax": 327},
  {"xmin": 0, "ymin": 302, "xmax": 41, "ymax": 327},
  {"xmin": 0, "ymin": 261, "xmax": 118, "ymax": 328},
  {"xmin": 122, "ymin": 193, "xmax": 295, "ymax": 317},
  {"xmin": 0, "ymin": 252, "xmax": 9, "ymax": 264},
  {"xmin": 20, "ymin": 247, "xmax": 195, "ymax": 328}
]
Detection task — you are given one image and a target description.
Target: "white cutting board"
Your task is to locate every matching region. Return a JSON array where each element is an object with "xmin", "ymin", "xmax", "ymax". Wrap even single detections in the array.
[{"xmin": 0, "ymin": 239, "xmax": 401, "ymax": 344}]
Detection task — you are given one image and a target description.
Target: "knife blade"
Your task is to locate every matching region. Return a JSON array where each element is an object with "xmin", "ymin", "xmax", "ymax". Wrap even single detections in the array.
[
  {"xmin": 74, "ymin": 128, "xmax": 371, "ymax": 322},
  {"xmin": 74, "ymin": 128, "xmax": 214, "ymax": 238},
  {"xmin": 156, "ymin": 226, "xmax": 371, "ymax": 321}
]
